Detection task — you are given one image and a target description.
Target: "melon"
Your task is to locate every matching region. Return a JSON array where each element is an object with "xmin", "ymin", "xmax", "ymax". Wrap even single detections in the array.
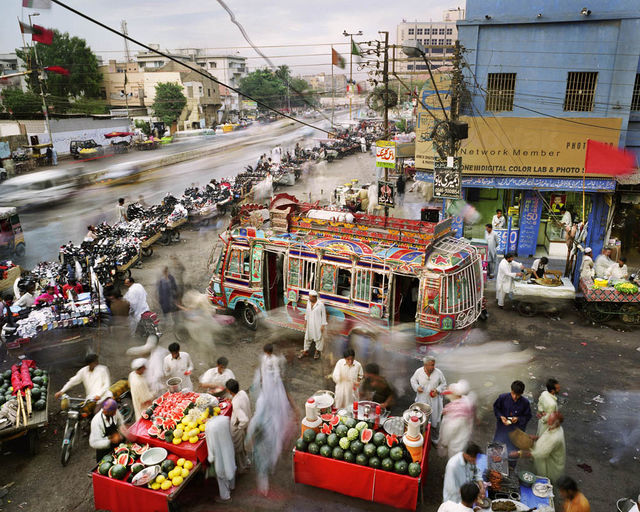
[
  {"xmin": 368, "ymin": 456, "xmax": 381, "ymax": 468},
  {"xmin": 315, "ymin": 433, "xmax": 327, "ymax": 446},
  {"xmin": 308, "ymin": 442, "xmax": 320, "ymax": 455},
  {"xmin": 320, "ymin": 413, "xmax": 333, "ymax": 422},
  {"xmin": 335, "ymin": 425, "xmax": 349, "ymax": 438},
  {"xmin": 372, "ymin": 432, "xmax": 386, "ymax": 446},
  {"xmin": 390, "ymin": 446, "xmax": 404, "ymax": 461},
  {"xmin": 295, "ymin": 438, "xmax": 307, "ymax": 452},
  {"xmin": 355, "ymin": 454, "xmax": 368, "ymax": 466},
  {"xmin": 329, "ymin": 415, "xmax": 340, "ymax": 427},
  {"xmin": 394, "ymin": 460, "xmax": 408, "ymax": 474},
  {"xmin": 355, "ymin": 421, "xmax": 368, "ymax": 432},
  {"xmin": 302, "ymin": 429, "xmax": 316, "ymax": 443},
  {"xmin": 332, "ymin": 447, "xmax": 344, "ymax": 460},
  {"xmin": 349, "ymin": 440, "xmax": 364, "ymax": 454},
  {"xmin": 109, "ymin": 464, "xmax": 127, "ymax": 480},
  {"xmin": 381, "ymin": 457, "xmax": 394, "ymax": 471},
  {"xmin": 363, "ymin": 443, "xmax": 377, "ymax": 457},
  {"xmin": 321, "ymin": 423, "xmax": 332, "ymax": 435},
  {"xmin": 339, "ymin": 437, "xmax": 350, "ymax": 451},
  {"xmin": 319, "ymin": 445, "xmax": 332, "ymax": 458},
  {"xmin": 360, "ymin": 428, "xmax": 373, "ymax": 444},
  {"xmin": 347, "ymin": 428, "xmax": 359, "ymax": 441},
  {"xmin": 344, "ymin": 417, "xmax": 357, "ymax": 429},
  {"xmin": 130, "ymin": 463, "xmax": 145, "ymax": 475},
  {"xmin": 116, "ymin": 453, "xmax": 129, "ymax": 466},
  {"xmin": 98, "ymin": 462, "xmax": 112, "ymax": 475},
  {"xmin": 343, "ymin": 451, "xmax": 356, "ymax": 463},
  {"xmin": 408, "ymin": 462, "xmax": 421, "ymax": 477},
  {"xmin": 327, "ymin": 434, "xmax": 339, "ymax": 448},
  {"xmin": 376, "ymin": 445, "xmax": 390, "ymax": 459}
]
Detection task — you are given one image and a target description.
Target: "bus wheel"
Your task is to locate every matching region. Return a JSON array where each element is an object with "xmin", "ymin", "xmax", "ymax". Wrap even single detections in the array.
[
  {"xmin": 14, "ymin": 243, "xmax": 25, "ymax": 258},
  {"xmin": 239, "ymin": 304, "xmax": 258, "ymax": 330}
]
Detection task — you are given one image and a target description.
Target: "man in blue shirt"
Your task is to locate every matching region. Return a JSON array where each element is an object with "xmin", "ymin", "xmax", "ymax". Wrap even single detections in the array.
[{"xmin": 493, "ymin": 380, "xmax": 532, "ymax": 467}]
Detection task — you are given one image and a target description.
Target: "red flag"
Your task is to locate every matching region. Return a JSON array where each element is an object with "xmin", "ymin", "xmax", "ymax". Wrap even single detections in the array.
[
  {"xmin": 585, "ymin": 139, "xmax": 636, "ymax": 176},
  {"xmin": 32, "ymin": 24, "xmax": 54, "ymax": 45},
  {"xmin": 44, "ymin": 66, "xmax": 70, "ymax": 76},
  {"xmin": 331, "ymin": 48, "xmax": 345, "ymax": 69}
]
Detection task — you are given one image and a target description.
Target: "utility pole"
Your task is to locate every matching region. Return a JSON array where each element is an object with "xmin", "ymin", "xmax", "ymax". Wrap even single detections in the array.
[
  {"xmin": 28, "ymin": 13, "xmax": 53, "ymax": 152},
  {"xmin": 381, "ymin": 30, "xmax": 390, "ymax": 218},
  {"xmin": 450, "ymin": 40, "xmax": 462, "ymax": 123}
]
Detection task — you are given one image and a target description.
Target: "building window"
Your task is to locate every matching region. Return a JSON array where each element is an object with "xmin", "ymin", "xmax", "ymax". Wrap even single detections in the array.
[
  {"xmin": 446, "ymin": 39, "xmax": 452, "ymax": 45},
  {"xmin": 632, "ymin": 74, "xmax": 640, "ymax": 111},
  {"xmin": 439, "ymin": 28, "xmax": 445, "ymax": 34},
  {"xmin": 438, "ymin": 39, "xmax": 444, "ymax": 45},
  {"xmin": 407, "ymin": 64, "xmax": 413, "ymax": 71},
  {"xmin": 432, "ymin": 39, "xmax": 438, "ymax": 45},
  {"xmin": 446, "ymin": 28, "xmax": 453, "ymax": 35},
  {"xmin": 208, "ymin": 88, "xmax": 211, "ymax": 97},
  {"xmin": 424, "ymin": 28, "xmax": 430, "ymax": 35},
  {"xmin": 486, "ymin": 72, "xmax": 516, "ymax": 112},
  {"xmin": 417, "ymin": 39, "xmax": 422, "ymax": 45},
  {"xmin": 408, "ymin": 28, "xmax": 414, "ymax": 35},
  {"xmin": 416, "ymin": 28, "xmax": 423, "ymax": 35},
  {"xmin": 209, "ymin": 62, "xmax": 217, "ymax": 68},
  {"xmin": 563, "ymin": 71, "xmax": 598, "ymax": 112}
]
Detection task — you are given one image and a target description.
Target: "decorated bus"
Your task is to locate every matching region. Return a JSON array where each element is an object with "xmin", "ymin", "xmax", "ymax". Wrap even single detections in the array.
[{"xmin": 208, "ymin": 194, "xmax": 484, "ymax": 343}]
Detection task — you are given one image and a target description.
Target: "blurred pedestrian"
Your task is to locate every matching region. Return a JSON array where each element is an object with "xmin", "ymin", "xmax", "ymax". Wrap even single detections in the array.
[
  {"xmin": 557, "ymin": 476, "xmax": 590, "ymax": 512},
  {"xmin": 493, "ymin": 380, "xmax": 532, "ymax": 467},
  {"xmin": 438, "ymin": 380, "xmax": 476, "ymax": 459},
  {"xmin": 496, "ymin": 253, "xmax": 524, "ymax": 308},
  {"xmin": 169, "ymin": 255, "xmax": 186, "ymax": 303},
  {"xmin": 410, "ymin": 356, "xmax": 447, "ymax": 444},
  {"xmin": 123, "ymin": 277, "xmax": 149, "ymax": 333},
  {"xmin": 442, "ymin": 442, "xmax": 482, "ymax": 503},
  {"xmin": 300, "ymin": 290, "xmax": 327, "ymax": 360},
  {"xmin": 484, "ymin": 224, "xmax": 499, "ymax": 279},
  {"xmin": 107, "ymin": 289, "xmax": 130, "ymax": 317},
  {"xmin": 360, "ymin": 363, "xmax": 395, "ymax": 410},
  {"xmin": 157, "ymin": 266, "xmax": 177, "ymax": 317},
  {"xmin": 537, "ymin": 378, "xmax": 560, "ymax": 435},
  {"xmin": 205, "ymin": 414, "xmax": 236, "ymax": 503},
  {"xmin": 226, "ymin": 378, "xmax": 251, "ymax": 473},
  {"xmin": 396, "ymin": 173, "xmax": 405, "ymax": 206},
  {"xmin": 129, "ymin": 358, "xmax": 153, "ymax": 421},
  {"xmin": 331, "ymin": 348, "xmax": 363, "ymax": 410},
  {"xmin": 163, "ymin": 342, "xmax": 194, "ymax": 390},
  {"xmin": 55, "ymin": 353, "xmax": 111, "ymax": 403}
]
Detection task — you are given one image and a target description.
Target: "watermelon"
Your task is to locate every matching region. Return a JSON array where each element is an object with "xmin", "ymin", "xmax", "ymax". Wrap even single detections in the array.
[
  {"xmin": 147, "ymin": 425, "xmax": 159, "ymax": 438},
  {"xmin": 130, "ymin": 463, "xmax": 145, "ymax": 475},
  {"xmin": 319, "ymin": 445, "xmax": 332, "ymax": 458},
  {"xmin": 390, "ymin": 446, "xmax": 404, "ymax": 461},
  {"xmin": 386, "ymin": 433, "xmax": 399, "ymax": 448},
  {"xmin": 295, "ymin": 438, "xmax": 307, "ymax": 452},
  {"xmin": 157, "ymin": 430, "xmax": 166, "ymax": 441},
  {"xmin": 373, "ymin": 432, "xmax": 386, "ymax": 446},
  {"xmin": 30, "ymin": 388, "xmax": 42, "ymax": 401},
  {"xmin": 320, "ymin": 413, "xmax": 333, "ymax": 422},
  {"xmin": 161, "ymin": 459, "xmax": 175, "ymax": 473},
  {"xmin": 349, "ymin": 440, "xmax": 364, "ymax": 454},
  {"xmin": 116, "ymin": 453, "xmax": 129, "ymax": 466},
  {"xmin": 33, "ymin": 400, "xmax": 46, "ymax": 411},
  {"xmin": 327, "ymin": 434, "xmax": 339, "ymax": 448},
  {"xmin": 408, "ymin": 462, "xmax": 421, "ymax": 477},
  {"xmin": 344, "ymin": 418, "xmax": 357, "ymax": 429},
  {"xmin": 369, "ymin": 456, "xmax": 381, "ymax": 468},
  {"xmin": 360, "ymin": 428, "xmax": 373, "ymax": 444},
  {"xmin": 332, "ymin": 447, "xmax": 344, "ymax": 460},
  {"xmin": 355, "ymin": 454, "xmax": 368, "ymax": 466},
  {"xmin": 394, "ymin": 460, "xmax": 408, "ymax": 474},
  {"xmin": 34, "ymin": 369, "xmax": 43, "ymax": 377},
  {"xmin": 315, "ymin": 433, "xmax": 327, "ymax": 446},
  {"xmin": 381, "ymin": 457, "xmax": 394, "ymax": 471},
  {"xmin": 339, "ymin": 437, "xmax": 350, "ymax": 450},
  {"xmin": 109, "ymin": 464, "xmax": 127, "ymax": 480},
  {"xmin": 330, "ymin": 415, "xmax": 340, "ymax": 427},
  {"xmin": 302, "ymin": 429, "xmax": 316, "ymax": 443},
  {"xmin": 128, "ymin": 454, "xmax": 137, "ymax": 465},
  {"xmin": 363, "ymin": 443, "xmax": 377, "ymax": 457},
  {"xmin": 376, "ymin": 445, "xmax": 390, "ymax": 459},
  {"xmin": 335, "ymin": 425, "xmax": 349, "ymax": 438},
  {"xmin": 98, "ymin": 462, "xmax": 112, "ymax": 475},
  {"xmin": 355, "ymin": 421, "xmax": 368, "ymax": 432},
  {"xmin": 347, "ymin": 428, "xmax": 359, "ymax": 441},
  {"xmin": 344, "ymin": 451, "xmax": 356, "ymax": 463},
  {"xmin": 321, "ymin": 423, "xmax": 332, "ymax": 435},
  {"xmin": 32, "ymin": 376, "xmax": 43, "ymax": 386},
  {"xmin": 164, "ymin": 430, "xmax": 174, "ymax": 443},
  {"xmin": 100, "ymin": 454, "xmax": 114, "ymax": 464},
  {"xmin": 308, "ymin": 442, "xmax": 320, "ymax": 455}
]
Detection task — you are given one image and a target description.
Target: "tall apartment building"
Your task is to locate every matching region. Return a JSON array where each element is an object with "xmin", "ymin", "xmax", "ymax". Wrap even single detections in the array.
[{"xmin": 395, "ymin": 8, "xmax": 465, "ymax": 73}]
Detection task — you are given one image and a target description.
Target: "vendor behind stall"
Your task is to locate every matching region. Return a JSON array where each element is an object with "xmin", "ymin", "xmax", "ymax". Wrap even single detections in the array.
[
  {"xmin": 580, "ymin": 247, "xmax": 594, "ymax": 281},
  {"xmin": 531, "ymin": 257, "xmax": 549, "ymax": 279},
  {"xmin": 90, "ymin": 398, "xmax": 126, "ymax": 462},
  {"xmin": 594, "ymin": 247, "xmax": 614, "ymax": 278},
  {"xmin": 199, "ymin": 357, "xmax": 235, "ymax": 394},
  {"xmin": 360, "ymin": 363, "xmax": 395, "ymax": 410},
  {"xmin": 605, "ymin": 256, "xmax": 628, "ymax": 282}
]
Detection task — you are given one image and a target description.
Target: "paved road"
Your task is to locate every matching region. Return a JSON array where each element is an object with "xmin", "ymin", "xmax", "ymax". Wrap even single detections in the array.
[{"xmin": 16, "ymin": 117, "xmax": 335, "ymax": 268}]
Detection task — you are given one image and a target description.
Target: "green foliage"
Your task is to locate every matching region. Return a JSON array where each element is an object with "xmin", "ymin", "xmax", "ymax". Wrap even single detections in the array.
[
  {"xmin": 135, "ymin": 119, "xmax": 152, "ymax": 136},
  {"xmin": 367, "ymin": 86, "xmax": 398, "ymax": 114},
  {"xmin": 239, "ymin": 66, "xmax": 318, "ymax": 111},
  {"xmin": 0, "ymin": 87, "xmax": 43, "ymax": 115},
  {"xmin": 16, "ymin": 30, "xmax": 102, "ymax": 99},
  {"xmin": 152, "ymin": 82, "xmax": 187, "ymax": 125},
  {"xmin": 67, "ymin": 97, "xmax": 109, "ymax": 115}
]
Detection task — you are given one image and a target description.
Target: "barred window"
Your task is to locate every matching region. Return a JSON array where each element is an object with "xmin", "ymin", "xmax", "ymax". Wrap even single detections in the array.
[
  {"xmin": 288, "ymin": 257, "xmax": 316, "ymax": 290},
  {"xmin": 408, "ymin": 28, "xmax": 414, "ymax": 35},
  {"xmin": 416, "ymin": 28, "xmax": 423, "ymax": 35},
  {"xmin": 424, "ymin": 28, "xmax": 430, "ymax": 35},
  {"xmin": 486, "ymin": 73, "xmax": 516, "ymax": 112},
  {"xmin": 563, "ymin": 71, "xmax": 598, "ymax": 112},
  {"xmin": 631, "ymin": 74, "xmax": 640, "ymax": 111},
  {"xmin": 446, "ymin": 28, "xmax": 453, "ymax": 35},
  {"xmin": 439, "ymin": 28, "xmax": 445, "ymax": 34}
]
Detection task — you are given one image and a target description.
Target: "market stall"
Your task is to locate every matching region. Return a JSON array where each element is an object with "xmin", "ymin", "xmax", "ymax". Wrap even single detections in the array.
[
  {"xmin": 512, "ymin": 275, "xmax": 575, "ymax": 317},
  {"xmin": 579, "ymin": 277, "xmax": 640, "ymax": 324}
]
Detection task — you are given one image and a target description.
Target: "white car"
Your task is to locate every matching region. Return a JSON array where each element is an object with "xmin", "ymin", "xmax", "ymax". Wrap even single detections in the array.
[{"xmin": 0, "ymin": 170, "xmax": 78, "ymax": 208}]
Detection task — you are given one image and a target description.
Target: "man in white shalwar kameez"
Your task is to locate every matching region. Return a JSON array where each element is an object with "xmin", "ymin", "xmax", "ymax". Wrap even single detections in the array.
[
  {"xmin": 300, "ymin": 290, "xmax": 327, "ymax": 360},
  {"xmin": 226, "ymin": 378, "xmax": 251, "ymax": 472},
  {"xmin": 410, "ymin": 356, "xmax": 447, "ymax": 443},
  {"xmin": 438, "ymin": 380, "xmax": 476, "ymax": 459},
  {"xmin": 594, "ymin": 247, "xmax": 614, "ymax": 278},
  {"xmin": 442, "ymin": 443, "xmax": 483, "ymax": 503},
  {"xmin": 332, "ymin": 348, "xmax": 363, "ymax": 410},
  {"xmin": 163, "ymin": 342, "xmax": 194, "ymax": 390},
  {"xmin": 579, "ymin": 247, "xmax": 594, "ymax": 281},
  {"xmin": 605, "ymin": 257, "xmax": 629, "ymax": 282},
  {"xmin": 55, "ymin": 353, "xmax": 111, "ymax": 402},
  {"xmin": 205, "ymin": 414, "xmax": 236, "ymax": 503},
  {"xmin": 537, "ymin": 378, "xmax": 560, "ymax": 435},
  {"xmin": 128, "ymin": 358, "xmax": 154, "ymax": 421},
  {"xmin": 484, "ymin": 224, "xmax": 499, "ymax": 279},
  {"xmin": 496, "ymin": 253, "xmax": 523, "ymax": 308},
  {"xmin": 123, "ymin": 278, "xmax": 150, "ymax": 333}
]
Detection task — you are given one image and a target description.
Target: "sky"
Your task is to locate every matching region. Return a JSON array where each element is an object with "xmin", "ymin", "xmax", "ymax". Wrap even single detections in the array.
[{"xmin": 1, "ymin": 0, "xmax": 460, "ymax": 80}]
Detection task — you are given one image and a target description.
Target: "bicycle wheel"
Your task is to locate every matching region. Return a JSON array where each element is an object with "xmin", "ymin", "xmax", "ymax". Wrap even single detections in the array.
[{"xmin": 60, "ymin": 429, "xmax": 74, "ymax": 466}]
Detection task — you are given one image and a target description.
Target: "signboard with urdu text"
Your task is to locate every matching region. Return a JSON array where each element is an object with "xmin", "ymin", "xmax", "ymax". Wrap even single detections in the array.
[
  {"xmin": 433, "ymin": 157, "xmax": 462, "ymax": 199},
  {"xmin": 376, "ymin": 140, "xmax": 396, "ymax": 168}
]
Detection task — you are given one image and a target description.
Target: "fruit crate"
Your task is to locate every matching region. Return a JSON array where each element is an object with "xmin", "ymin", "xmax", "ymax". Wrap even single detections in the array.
[{"xmin": 293, "ymin": 424, "xmax": 431, "ymax": 511}]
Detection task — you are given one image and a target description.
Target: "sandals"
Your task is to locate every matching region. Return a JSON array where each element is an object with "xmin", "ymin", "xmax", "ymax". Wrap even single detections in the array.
[
  {"xmin": 298, "ymin": 350, "xmax": 309, "ymax": 359},
  {"xmin": 314, "ymin": 351, "xmax": 321, "ymax": 360}
]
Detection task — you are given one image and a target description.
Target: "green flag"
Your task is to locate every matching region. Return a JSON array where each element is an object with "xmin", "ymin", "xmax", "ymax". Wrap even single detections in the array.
[{"xmin": 351, "ymin": 40, "xmax": 362, "ymax": 57}]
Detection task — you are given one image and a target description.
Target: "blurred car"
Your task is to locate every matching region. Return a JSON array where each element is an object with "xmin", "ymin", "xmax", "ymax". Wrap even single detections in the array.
[
  {"xmin": 70, "ymin": 139, "xmax": 104, "ymax": 159},
  {"xmin": 0, "ymin": 170, "xmax": 78, "ymax": 208},
  {"xmin": 97, "ymin": 163, "xmax": 143, "ymax": 186}
]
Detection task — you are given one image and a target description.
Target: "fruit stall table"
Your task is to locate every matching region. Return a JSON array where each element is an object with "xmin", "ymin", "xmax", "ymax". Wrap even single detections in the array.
[
  {"xmin": 128, "ymin": 400, "xmax": 232, "ymax": 463},
  {"xmin": 92, "ymin": 455, "xmax": 201, "ymax": 512},
  {"xmin": 294, "ymin": 424, "xmax": 431, "ymax": 511}
]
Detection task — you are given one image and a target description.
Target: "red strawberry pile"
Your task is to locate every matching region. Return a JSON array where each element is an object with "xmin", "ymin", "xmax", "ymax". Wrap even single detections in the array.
[{"xmin": 143, "ymin": 391, "xmax": 199, "ymax": 441}]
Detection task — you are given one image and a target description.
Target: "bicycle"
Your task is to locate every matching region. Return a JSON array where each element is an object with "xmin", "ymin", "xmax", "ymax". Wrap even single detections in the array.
[{"xmin": 59, "ymin": 395, "xmax": 95, "ymax": 467}]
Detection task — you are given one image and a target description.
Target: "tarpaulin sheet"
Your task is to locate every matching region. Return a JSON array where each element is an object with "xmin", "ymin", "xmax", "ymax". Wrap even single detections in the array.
[{"xmin": 294, "ymin": 425, "xmax": 430, "ymax": 510}]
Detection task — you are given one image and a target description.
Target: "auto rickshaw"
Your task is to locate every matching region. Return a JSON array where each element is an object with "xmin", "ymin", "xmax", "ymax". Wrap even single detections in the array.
[{"xmin": 0, "ymin": 207, "xmax": 25, "ymax": 257}]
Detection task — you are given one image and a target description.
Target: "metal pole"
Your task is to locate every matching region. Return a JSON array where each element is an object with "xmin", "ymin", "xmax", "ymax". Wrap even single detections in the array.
[
  {"xmin": 28, "ymin": 14, "xmax": 53, "ymax": 151},
  {"xmin": 349, "ymin": 35, "xmax": 353, "ymax": 121},
  {"xmin": 331, "ymin": 48, "xmax": 335, "ymax": 126},
  {"xmin": 382, "ymin": 31, "xmax": 389, "ymax": 219}
]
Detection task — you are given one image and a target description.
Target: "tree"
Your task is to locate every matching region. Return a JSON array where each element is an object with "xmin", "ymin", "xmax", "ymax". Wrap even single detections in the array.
[
  {"xmin": 367, "ymin": 86, "xmax": 398, "ymax": 115},
  {"xmin": 152, "ymin": 82, "xmax": 187, "ymax": 125},
  {"xmin": 16, "ymin": 30, "xmax": 102, "ymax": 102},
  {"xmin": 134, "ymin": 119, "xmax": 152, "ymax": 136},
  {"xmin": 0, "ymin": 87, "xmax": 43, "ymax": 116},
  {"xmin": 239, "ymin": 67, "xmax": 318, "ymax": 111}
]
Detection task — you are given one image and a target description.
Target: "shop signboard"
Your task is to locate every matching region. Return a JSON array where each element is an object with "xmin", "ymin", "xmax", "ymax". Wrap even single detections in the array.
[
  {"xmin": 517, "ymin": 191, "xmax": 544, "ymax": 257},
  {"xmin": 241, "ymin": 100, "xmax": 257, "ymax": 110},
  {"xmin": 433, "ymin": 157, "xmax": 462, "ymax": 199},
  {"xmin": 377, "ymin": 180, "xmax": 395, "ymax": 207},
  {"xmin": 415, "ymin": 115, "xmax": 622, "ymax": 178},
  {"xmin": 376, "ymin": 140, "xmax": 396, "ymax": 168},
  {"xmin": 415, "ymin": 73, "xmax": 451, "ymax": 170},
  {"xmin": 494, "ymin": 228, "xmax": 519, "ymax": 255}
]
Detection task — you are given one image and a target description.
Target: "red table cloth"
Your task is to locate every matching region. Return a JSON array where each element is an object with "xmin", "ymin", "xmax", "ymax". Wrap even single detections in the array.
[
  {"xmin": 128, "ymin": 400, "xmax": 232, "ymax": 463},
  {"xmin": 294, "ymin": 424, "xmax": 431, "ymax": 510}
]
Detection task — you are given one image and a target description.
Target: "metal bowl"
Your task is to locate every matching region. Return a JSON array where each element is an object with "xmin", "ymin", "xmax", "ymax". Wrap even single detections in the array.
[
  {"xmin": 140, "ymin": 447, "xmax": 168, "ymax": 466},
  {"xmin": 403, "ymin": 403, "xmax": 432, "ymax": 431},
  {"xmin": 383, "ymin": 416, "xmax": 405, "ymax": 436},
  {"xmin": 132, "ymin": 465, "xmax": 160, "ymax": 486},
  {"xmin": 312, "ymin": 390, "xmax": 334, "ymax": 411}
]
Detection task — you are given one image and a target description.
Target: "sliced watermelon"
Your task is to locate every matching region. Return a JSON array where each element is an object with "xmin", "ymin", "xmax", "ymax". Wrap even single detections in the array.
[
  {"xmin": 154, "ymin": 416, "xmax": 164, "ymax": 426},
  {"xmin": 157, "ymin": 429, "xmax": 166, "ymax": 441},
  {"xmin": 147, "ymin": 425, "xmax": 159, "ymax": 437},
  {"xmin": 321, "ymin": 423, "xmax": 332, "ymax": 435},
  {"xmin": 140, "ymin": 443, "xmax": 149, "ymax": 454},
  {"xmin": 320, "ymin": 413, "xmax": 333, "ymax": 422},
  {"xmin": 116, "ymin": 453, "xmax": 129, "ymax": 466},
  {"xmin": 128, "ymin": 454, "xmax": 137, "ymax": 466},
  {"xmin": 330, "ymin": 415, "xmax": 341, "ymax": 427},
  {"xmin": 386, "ymin": 433, "xmax": 398, "ymax": 448},
  {"xmin": 360, "ymin": 428, "xmax": 373, "ymax": 444}
]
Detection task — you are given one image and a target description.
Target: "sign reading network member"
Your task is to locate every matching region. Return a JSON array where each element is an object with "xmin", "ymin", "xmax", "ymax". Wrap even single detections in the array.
[
  {"xmin": 433, "ymin": 157, "xmax": 462, "ymax": 199},
  {"xmin": 376, "ymin": 140, "xmax": 396, "ymax": 168}
]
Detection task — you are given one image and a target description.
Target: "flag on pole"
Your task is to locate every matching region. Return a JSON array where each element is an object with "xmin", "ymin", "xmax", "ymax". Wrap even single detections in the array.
[
  {"xmin": 585, "ymin": 139, "xmax": 637, "ymax": 176},
  {"xmin": 44, "ymin": 65, "xmax": 69, "ymax": 76},
  {"xmin": 22, "ymin": 0, "xmax": 52, "ymax": 8},
  {"xmin": 351, "ymin": 40, "xmax": 362, "ymax": 63},
  {"xmin": 331, "ymin": 47, "xmax": 345, "ymax": 69},
  {"xmin": 18, "ymin": 21, "xmax": 54, "ymax": 44}
]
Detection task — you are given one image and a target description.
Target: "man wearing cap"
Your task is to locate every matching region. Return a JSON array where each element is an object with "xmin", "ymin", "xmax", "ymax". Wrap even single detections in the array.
[
  {"xmin": 129, "ymin": 358, "xmax": 154, "ymax": 421},
  {"xmin": 300, "ymin": 290, "xmax": 327, "ymax": 360},
  {"xmin": 89, "ymin": 398, "xmax": 126, "ymax": 462},
  {"xmin": 579, "ymin": 248, "xmax": 595, "ymax": 281},
  {"xmin": 410, "ymin": 356, "xmax": 447, "ymax": 444}
]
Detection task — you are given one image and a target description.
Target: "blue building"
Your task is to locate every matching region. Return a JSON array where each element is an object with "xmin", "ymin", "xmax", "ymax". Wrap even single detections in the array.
[{"xmin": 417, "ymin": 0, "xmax": 640, "ymax": 271}]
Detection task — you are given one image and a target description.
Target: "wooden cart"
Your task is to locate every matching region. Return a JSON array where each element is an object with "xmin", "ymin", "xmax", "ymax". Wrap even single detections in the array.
[
  {"xmin": 159, "ymin": 218, "xmax": 187, "ymax": 246},
  {"xmin": 140, "ymin": 231, "xmax": 162, "ymax": 258},
  {"xmin": 116, "ymin": 254, "xmax": 139, "ymax": 280},
  {"xmin": 579, "ymin": 278, "xmax": 640, "ymax": 324},
  {"xmin": 0, "ymin": 381, "xmax": 50, "ymax": 455}
]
